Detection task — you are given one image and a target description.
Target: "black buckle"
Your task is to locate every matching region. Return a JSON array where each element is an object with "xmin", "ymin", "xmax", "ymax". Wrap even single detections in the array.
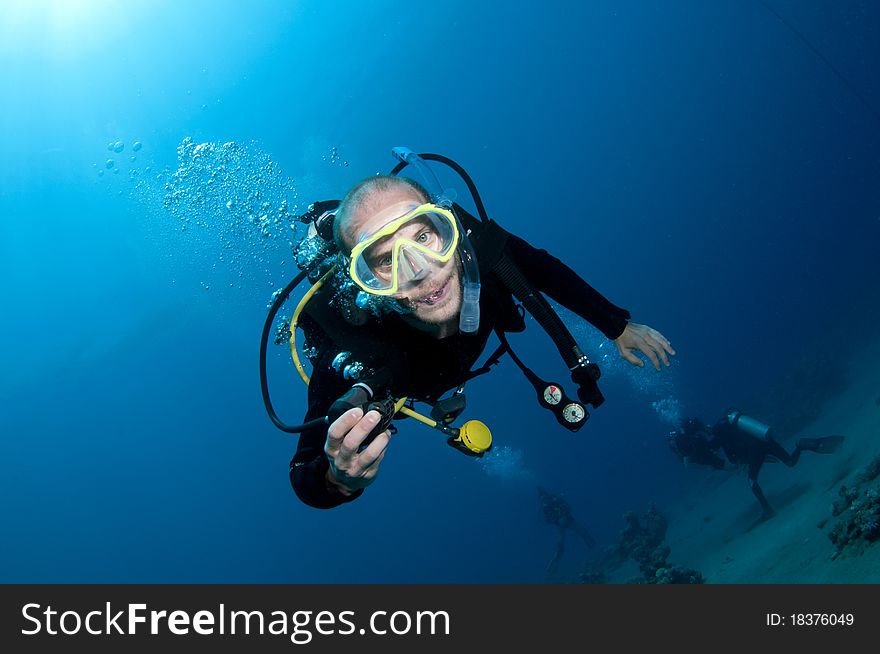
[
  {"xmin": 297, "ymin": 200, "xmax": 340, "ymax": 241},
  {"xmin": 430, "ymin": 392, "xmax": 467, "ymax": 425},
  {"xmin": 571, "ymin": 362, "xmax": 604, "ymax": 409}
]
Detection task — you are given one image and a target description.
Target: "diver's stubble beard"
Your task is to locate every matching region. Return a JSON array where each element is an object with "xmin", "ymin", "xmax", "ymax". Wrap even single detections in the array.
[
  {"xmin": 402, "ymin": 264, "xmax": 463, "ymax": 327},
  {"xmin": 412, "ymin": 279, "xmax": 461, "ymax": 325}
]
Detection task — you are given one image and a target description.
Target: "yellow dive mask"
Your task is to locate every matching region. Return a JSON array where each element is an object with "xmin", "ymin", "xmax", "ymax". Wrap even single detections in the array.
[{"xmin": 348, "ymin": 203, "xmax": 460, "ymax": 296}]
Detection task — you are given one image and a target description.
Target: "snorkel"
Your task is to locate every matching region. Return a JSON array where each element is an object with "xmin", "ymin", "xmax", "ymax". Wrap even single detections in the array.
[{"xmin": 391, "ymin": 147, "xmax": 481, "ymax": 333}]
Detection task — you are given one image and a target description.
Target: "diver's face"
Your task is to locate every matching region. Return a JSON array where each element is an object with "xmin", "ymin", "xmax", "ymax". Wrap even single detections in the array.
[{"xmin": 349, "ymin": 189, "xmax": 462, "ymax": 327}]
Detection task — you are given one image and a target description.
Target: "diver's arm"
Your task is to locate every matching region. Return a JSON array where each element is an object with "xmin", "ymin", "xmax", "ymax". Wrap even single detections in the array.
[
  {"xmin": 709, "ymin": 454, "xmax": 729, "ymax": 471},
  {"xmin": 504, "ymin": 232, "xmax": 631, "ymax": 339},
  {"xmin": 708, "ymin": 421, "xmax": 731, "ymax": 450},
  {"xmin": 290, "ymin": 432, "xmax": 365, "ymax": 509},
  {"xmin": 289, "ymin": 372, "xmax": 365, "ymax": 509},
  {"xmin": 323, "ymin": 407, "xmax": 392, "ymax": 495},
  {"xmin": 682, "ymin": 455, "xmax": 720, "ymax": 471}
]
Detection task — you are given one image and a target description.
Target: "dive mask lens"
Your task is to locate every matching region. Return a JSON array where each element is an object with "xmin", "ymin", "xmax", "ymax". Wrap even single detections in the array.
[{"xmin": 349, "ymin": 204, "xmax": 459, "ymax": 295}]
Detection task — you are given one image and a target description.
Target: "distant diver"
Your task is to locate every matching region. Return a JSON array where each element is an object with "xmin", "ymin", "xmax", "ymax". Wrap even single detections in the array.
[
  {"xmin": 260, "ymin": 148, "xmax": 675, "ymax": 508},
  {"xmin": 669, "ymin": 408, "xmax": 844, "ymax": 520},
  {"xmin": 538, "ymin": 487, "xmax": 596, "ymax": 580}
]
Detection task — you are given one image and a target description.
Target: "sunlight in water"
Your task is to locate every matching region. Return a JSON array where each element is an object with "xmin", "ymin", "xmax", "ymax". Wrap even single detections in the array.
[{"xmin": 0, "ymin": 0, "xmax": 159, "ymax": 60}]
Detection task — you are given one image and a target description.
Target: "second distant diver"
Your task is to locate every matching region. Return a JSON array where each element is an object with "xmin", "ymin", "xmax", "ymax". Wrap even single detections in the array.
[
  {"xmin": 669, "ymin": 408, "xmax": 844, "ymax": 520},
  {"xmin": 538, "ymin": 487, "xmax": 595, "ymax": 580},
  {"xmin": 282, "ymin": 151, "xmax": 676, "ymax": 509}
]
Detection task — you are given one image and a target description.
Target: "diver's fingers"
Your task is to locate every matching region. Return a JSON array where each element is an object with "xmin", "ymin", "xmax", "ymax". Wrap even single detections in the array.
[
  {"xmin": 637, "ymin": 324, "xmax": 676, "ymax": 358},
  {"xmin": 638, "ymin": 338, "xmax": 662, "ymax": 371},
  {"xmin": 337, "ymin": 410, "xmax": 382, "ymax": 461},
  {"xmin": 326, "ymin": 407, "xmax": 364, "ymax": 459},
  {"xmin": 359, "ymin": 443, "xmax": 389, "ymax": 478},
  {"xmin": 356, "ymin": 430, "xmax": 392, "ymax": 471},
  {"xmin": 621, "ymin": 346, "xmax": 645, "ymax": 367},
  {"xmin": 644, "ymin": 334, "xmax": 670, "ymax": 367},
  {"xmin": 656, "ymin": 334, "xmax": 676, "ymax": 357},
  {"xmin": 649, "ymin": 328, "xmax": 675, "ymax": 353},
  {"xmin": 363, "ymin": 452, "xmax": 387, "ymax": 480}
]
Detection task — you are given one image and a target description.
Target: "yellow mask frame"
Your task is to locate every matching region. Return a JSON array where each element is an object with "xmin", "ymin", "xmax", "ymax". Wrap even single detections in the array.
[{"xmin": 347, "ymin": 203, "xmax": 460, "ymax": 296}]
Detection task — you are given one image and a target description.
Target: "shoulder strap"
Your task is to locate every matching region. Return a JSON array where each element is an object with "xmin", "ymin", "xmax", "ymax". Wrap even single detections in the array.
[
  {"xmin": 459, "ymin": 208, "xmax": 605, "ymax": 410},
  {"xmin": 490, "ymin": 246, "xmax": 605, "ymax": 410}
]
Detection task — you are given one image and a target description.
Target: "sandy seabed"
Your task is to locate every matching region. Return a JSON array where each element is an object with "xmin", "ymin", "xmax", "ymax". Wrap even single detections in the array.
[{"xmin": 647, "ymin": 338, "xmax": 880, "ymax": 583}]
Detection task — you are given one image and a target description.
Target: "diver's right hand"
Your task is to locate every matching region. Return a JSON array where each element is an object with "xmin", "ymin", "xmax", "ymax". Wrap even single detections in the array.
[{"xmin": 324, "ymin": 407, "xmax": 392, "ymax": 496}]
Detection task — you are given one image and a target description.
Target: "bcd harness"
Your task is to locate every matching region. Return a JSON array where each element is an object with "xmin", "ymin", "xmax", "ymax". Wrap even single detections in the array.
[{"xmin": 259, "ymin": 151, "xmax": 604, "ymax": 456}]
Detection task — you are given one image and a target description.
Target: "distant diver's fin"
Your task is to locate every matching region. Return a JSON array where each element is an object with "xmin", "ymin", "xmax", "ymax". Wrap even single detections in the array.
[{"xmin": 797, "ymin": 435, "xmax": 845, "ymax": 454}]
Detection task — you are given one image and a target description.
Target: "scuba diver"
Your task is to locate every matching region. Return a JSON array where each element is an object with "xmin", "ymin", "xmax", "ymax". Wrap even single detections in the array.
[
  {"xmin": 668, "ymin": 409, "xmax": 845, "ymax": 520},
  {"xmin": 537, "ymin": 487, "xmax": 595, "ymax": 580},
  {"xmin": 260, "ymin": 148, "xmax": 675, "ymax": 509}
]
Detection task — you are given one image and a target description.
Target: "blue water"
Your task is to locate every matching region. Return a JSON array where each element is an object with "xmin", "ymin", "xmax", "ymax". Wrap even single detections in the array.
[{"xmin": 1, "ymin": 0, "xmax": 878, "ymax": 582}]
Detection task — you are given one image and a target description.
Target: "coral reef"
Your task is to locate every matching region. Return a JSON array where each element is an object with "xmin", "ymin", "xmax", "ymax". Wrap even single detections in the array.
[
  {"xmin": 855, "ymin": 455, "xmax": 880, "ymax": 485},
  {"xmin": 579, "ymin": 505, "xmax": 704, "ymax": 584},
  {"xmin": 617, "ymin": 505, "xmax": 667, "ymax": 569},
  {"xmin": 827, "ymin": 454, "xmax": 880, "ymax": 557}
]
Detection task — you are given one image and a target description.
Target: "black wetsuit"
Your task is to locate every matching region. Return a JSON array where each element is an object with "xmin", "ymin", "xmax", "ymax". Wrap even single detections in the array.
[
  {"xmin": 290, "ymin": 214, "xmax": 631, "ymax": 509},
  {"xmin": 708, "ymin": 419, "xmax": 802, "ymax": 517},
  {"xmin": 538, "ymin": 488, "xmax": 595, "ymax": 578},
  {"xmin": 671, "ymin": 431, "xmax": 727, "ymax": 471},
  {"xmin": 673, "ymin": 415, "xmax": 842, "ymax": 518}
]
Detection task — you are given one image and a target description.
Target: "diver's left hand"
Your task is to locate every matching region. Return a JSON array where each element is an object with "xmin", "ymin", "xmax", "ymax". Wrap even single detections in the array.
[{"xmin": 614, "ymin": 322, "xmax": 676, "ymax": 370}]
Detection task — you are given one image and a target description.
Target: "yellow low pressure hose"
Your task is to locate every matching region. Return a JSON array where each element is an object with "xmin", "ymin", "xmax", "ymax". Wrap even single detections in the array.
[
  {"xmin": 289, "ymin": 267, "xmax": 336, "ymax": 385},
  {"xmin": 286, "ymin": 269, "xmax": 490, "ymax": 454}
]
